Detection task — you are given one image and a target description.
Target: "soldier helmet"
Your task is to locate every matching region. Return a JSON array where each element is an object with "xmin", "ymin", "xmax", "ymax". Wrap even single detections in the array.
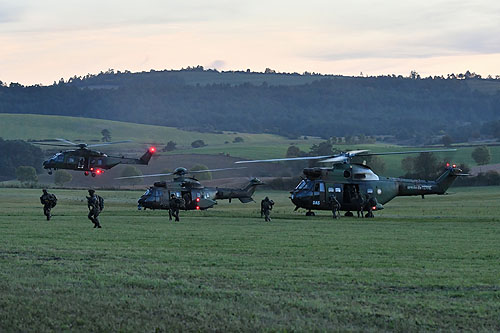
[
  {"xmin": 265, "ymin": 196, "xmax": 269, "ymax": 201},
  {"xmin": 88, "ymin": 189, "xmax": 95, "ymax": 194},
  {"xmin": 42, "ymin": 189, "xmax": 48, "ymax": 194}
]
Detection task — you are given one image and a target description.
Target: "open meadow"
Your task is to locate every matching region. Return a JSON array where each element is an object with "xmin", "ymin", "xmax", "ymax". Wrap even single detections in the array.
[{"xmin": 1, "ymin": 186, "xmax": 500, "ymax": 331}]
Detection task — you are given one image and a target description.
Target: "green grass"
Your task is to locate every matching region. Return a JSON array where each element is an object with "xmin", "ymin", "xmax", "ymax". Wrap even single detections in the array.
[
  {"xmin": 0, "ymin": 113, "xmax": 310, "ymax": 148},
  {"xmin": 1, "ymin": 186, "xmax": 500, "ymax": 331}
]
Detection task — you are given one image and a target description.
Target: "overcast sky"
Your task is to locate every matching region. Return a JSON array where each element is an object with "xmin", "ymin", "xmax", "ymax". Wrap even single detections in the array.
[{"xmin": 1, "ymin": 0, "xmax": 500, "ymax": 85}]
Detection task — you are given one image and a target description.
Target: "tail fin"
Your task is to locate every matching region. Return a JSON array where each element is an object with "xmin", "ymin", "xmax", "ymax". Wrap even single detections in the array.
[
  {"xmin": 436, "ymin": 166, "xmax": 468, "ymax": 193},
  {"xmin": 242, "ymin": 178, "xmax": 264, "ymax": 196},
  {"xmin": 139, "ymin": 147, "xmax": 156, "ymax": 165}
]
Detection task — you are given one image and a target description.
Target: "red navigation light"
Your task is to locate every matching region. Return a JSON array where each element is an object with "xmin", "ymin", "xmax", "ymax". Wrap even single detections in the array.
[
  {"xmin": 372, "ymin": 206, "xmax": 376, "ymax": 211},
  {"xmin": 452, "ymin": 164, "xmax": 456, "ymax": 168},
  {"xmin": 90, "ymin": 167, "xmax": 94, "ymax": 171},
  {"xmin": 96, "ymin": 169, "xmax": 102, "ymax": 175},
  {"xmin": 149, "ymin": 146, "xmax": 156, "ymax": 153},
  {"xmin": 196, "ymin": 197, "xmax": 200, "ymax": 202},
  {"xmin": 446, "ymin": 163, "xmax": 450, "ymax": 167},
  {"xmin": 196, "ymin": 206, "xmax": 200, "ymax": 210}
]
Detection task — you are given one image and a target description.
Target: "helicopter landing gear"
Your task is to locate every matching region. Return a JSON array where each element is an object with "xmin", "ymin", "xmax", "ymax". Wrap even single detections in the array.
[
  {"xmin": 84, "ymin": 171, "xmax": 89, "ymax": 176},
  {"xmin": 306, "ymin": 210, "xmax": 315, "ymax": 216},
  {"xmin": 48, "ymin": 170, "xmax": 53, "ymax": 175},
  {"xmin": 91, "ymin": 173, "xmax": 96, "ymax": 177},
  {"xmin": 345, "ymin": 211, "xmax": 354, "ymax": 217}
]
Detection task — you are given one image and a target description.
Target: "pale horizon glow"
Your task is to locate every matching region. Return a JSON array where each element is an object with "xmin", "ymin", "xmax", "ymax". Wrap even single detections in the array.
[{"xmin": 1, "ymin": 0, "xmax": 500, "ymax": 85}]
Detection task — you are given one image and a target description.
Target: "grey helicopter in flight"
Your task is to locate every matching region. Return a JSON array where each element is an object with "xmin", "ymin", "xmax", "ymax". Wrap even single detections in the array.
[{"xmin": 34, "ymin": 138, "xmax": 155, "ymax": 177}]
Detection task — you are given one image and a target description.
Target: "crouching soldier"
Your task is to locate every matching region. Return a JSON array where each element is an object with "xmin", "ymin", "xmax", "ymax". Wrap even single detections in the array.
[
  {"xmin": 87, "ymin": 189, "xmax": 104, "ymax": 228},
  {"xmin": 40, "ymin": 189, "xmax": 57, "ymax": 221}
]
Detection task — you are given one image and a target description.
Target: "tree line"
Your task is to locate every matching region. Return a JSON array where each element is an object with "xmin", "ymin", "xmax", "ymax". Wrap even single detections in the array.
[{"xmin": 1, "ymin": 70, "xmax": 500, "ymax": 142}]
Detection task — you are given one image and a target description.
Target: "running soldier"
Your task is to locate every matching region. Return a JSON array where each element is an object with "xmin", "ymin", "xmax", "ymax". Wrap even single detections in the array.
[
  {"xmin": 261, "ymin": 196, "xmax": 274, "ymax": 222},
  {"xmin": 169, "ymin": 194, "xmax": 181, "ymax": 222},
  {"xmin": 40, "ymin": 189, "xmax": 57, "ymax": 220},
  {"xmin": 87, "ymin": 189, "xmax": 103, "ymax": 228}
]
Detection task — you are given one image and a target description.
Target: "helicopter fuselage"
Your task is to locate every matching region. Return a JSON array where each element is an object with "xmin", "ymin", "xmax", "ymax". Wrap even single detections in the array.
[
  {"xmin": 43, "ymin": 148, "xmax": 154, "ymax": 176},
  {"xmin": 290, "ymin": 163, "xmax": 463, "ymax": 213},
  {"xmin": 138, "ymin": 177, "xmax": 262, "ymax": 211}
]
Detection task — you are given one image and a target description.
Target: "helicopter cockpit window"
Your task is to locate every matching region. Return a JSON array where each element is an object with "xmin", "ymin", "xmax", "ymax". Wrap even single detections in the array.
[
  {"xmin": 143, "ymin": 189, "xmax": 151, "ymax": 196},
  {"xmin": 68, "ymin": 157, "xmax": 75, "ymax": 163},
  {"xmin": 97, "ymin": 159, "xmax": 103, "ymax": 165},
  {"xmin": 314, "ymin": 182, "xmax": 325, "ymax": 192},
  {"xmin": 295, "ymin": 180, "xmax": 306, "ymax": 190},
  {"xmin": 55, "ymin": 153, "xmax": 64, "ymax": 162}
]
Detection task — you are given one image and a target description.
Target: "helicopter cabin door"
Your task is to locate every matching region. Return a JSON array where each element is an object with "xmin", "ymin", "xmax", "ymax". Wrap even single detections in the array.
[
  {"xmin": 312, "ymin": 181, "xmax": 326, "ymax": 207},
  {"xmin": 343, "ymin": 184, "xmax": 360, "ymax": 206}
]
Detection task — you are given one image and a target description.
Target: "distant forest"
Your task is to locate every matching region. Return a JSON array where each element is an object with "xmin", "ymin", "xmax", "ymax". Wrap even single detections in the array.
[{"xmin": 1, "ymin": 68, "xmax": 500, "ymax": 142}]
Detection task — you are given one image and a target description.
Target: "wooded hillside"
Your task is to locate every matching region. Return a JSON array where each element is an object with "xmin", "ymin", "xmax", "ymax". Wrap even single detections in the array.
[{"xmin": 1, "ymin": 69, "xmax": 499, "ymax": 142}]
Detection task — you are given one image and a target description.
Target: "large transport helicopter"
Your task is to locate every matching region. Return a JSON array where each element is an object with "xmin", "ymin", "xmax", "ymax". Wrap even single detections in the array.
[
  {"xmin": 116, "ymin": 167, "xmax": 263, "ymax": 210},
  {"xmin": 236, "ymin": 149, "xmax": 467, "ymax": 216},
  {"xmin": 34, "ymin": 139, "xmax": 156, "ymax": 177}
]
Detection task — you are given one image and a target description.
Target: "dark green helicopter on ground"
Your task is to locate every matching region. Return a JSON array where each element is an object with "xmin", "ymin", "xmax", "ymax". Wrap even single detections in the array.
[
  {"xmin": 116, "ymin": 167, "xmax": 263, "ymax": 210},
  {"xmin": 236, "ymin": 149, "xmax": 467, "ymax": 217},
  {"xmin": 35, "ymin": 138, "xmax": 156, "ymax": 177}
]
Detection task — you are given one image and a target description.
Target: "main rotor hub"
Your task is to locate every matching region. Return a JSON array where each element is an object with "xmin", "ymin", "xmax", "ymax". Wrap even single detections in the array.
[{"xmin": 173, "ymin": 167, "xmax": 188, "ymax": 176}]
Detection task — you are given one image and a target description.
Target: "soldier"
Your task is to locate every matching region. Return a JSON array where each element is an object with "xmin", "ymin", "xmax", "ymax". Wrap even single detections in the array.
[
  {"xmin": 354, "ymin": 192, "xmax": 365, "ymax": 218},
  {"xmin": 261, "ymin": 196, "xmax": 274, "ymax": 222},
  {"xmin": 328, "ymin": 194, "xmax": 341, "ymax": 219},
  {"xmin": 365, "ymin": 195, "xmax": 377, "ymax": 218},
  {"xmin": 87, "ymin": 189, "xmax": 103, "ymax": 228},
  {"xmin": 169, "ymin": 194, "xmax": 180, "ymax": 222},
  {"xmin": 40, "ymin": 189, "xmax": 57, "ymax": 220}
]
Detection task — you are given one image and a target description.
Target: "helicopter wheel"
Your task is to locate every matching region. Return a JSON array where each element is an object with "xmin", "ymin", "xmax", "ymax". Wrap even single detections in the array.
[
  {"xmin": 306, "ymin": 211, "xmax": 315, "ymax": 216},
  {"xmin": 84, "ymin": 171, "xmax": 89, "ymax": 176},
  {"xmin": 48, "ymin": 170, "xmax": 52, "ymax": 175},
  {"xmin": 91, "ymin": 173, "xmax": 96, "ymax": 177},
  {"xmin": 345, "ymin": 211, "xmax": 354, "ymax": 217}
]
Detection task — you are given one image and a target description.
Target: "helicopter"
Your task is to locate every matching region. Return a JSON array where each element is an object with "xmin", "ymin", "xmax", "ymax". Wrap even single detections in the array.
[
  {"xmin": 236, "ymin": 149, "xmax": 467, "ymax": 217},
  {"xmin": 115, "ymin": 167, "xmax": 264, "ymax": 210},
  {"xmin": 34, "ymin": 138, "xmax": 156, "ymax": 177}
]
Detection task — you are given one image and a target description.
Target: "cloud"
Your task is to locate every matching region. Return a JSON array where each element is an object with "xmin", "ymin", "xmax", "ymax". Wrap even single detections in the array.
[
  {"xmin": 0, "ymin": 4, "xmax": 22, "ymax": 23},
  {"xmin": 207, "ymin": 60, "xmax": 226, "ymax": 70}
]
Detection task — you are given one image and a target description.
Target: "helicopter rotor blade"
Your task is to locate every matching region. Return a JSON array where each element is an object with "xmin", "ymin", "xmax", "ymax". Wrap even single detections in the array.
[
  {"xmin": 189, "ymin": 167, "xmax": 247, "ymax": 174},
  {"xmin": 87, "ymin": 140, "xmax": 132, "ymax": 147},
  {"xmin": 356, "ymin": 148, "xmax": 457, "ymax": 157},
  {"xmin": 319, "ymin": 156, "xmax": 347, "ymax": 163},
  {"xmin": 31, "ymin": 142, "xmax": 76, "ymax": 147},
  {"xmin": 115, "ymin": 172, "xmax": 175, "ymax": 180},
  {"xmin": 114, "ymin": 167, "xmax": 247, "ymax": 180},
  {"xmin": 235, "ymin": 155, "xmax": 333, "ymax": 164},
  {"xmin": 55, "ymin": 138, "xmax": 79, "ymax": 146}
]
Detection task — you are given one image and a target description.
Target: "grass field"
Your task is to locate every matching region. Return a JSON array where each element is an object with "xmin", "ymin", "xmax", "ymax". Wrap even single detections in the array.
[{"xmin": 1, "ymin": 186, "xmax": 500, "ymax": 331}]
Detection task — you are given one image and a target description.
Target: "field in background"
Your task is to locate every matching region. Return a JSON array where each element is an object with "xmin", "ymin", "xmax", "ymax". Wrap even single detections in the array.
[
  {"xmin": 1, "ymin": 186, "xmax": 500, "ymax": 331},
  {"xmin": 2, "ymin": 113, "xmax": 500, "ymax": 179}
]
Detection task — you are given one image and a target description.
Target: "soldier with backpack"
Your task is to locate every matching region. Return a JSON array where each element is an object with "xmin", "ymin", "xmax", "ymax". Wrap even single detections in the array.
[
  {"xmin": 40, "ymin": 189, "xmax": 57, "ymax": 221},
  {"xmin": 87, "ymin": 189, "xmax": 104, "ymax": 228}
]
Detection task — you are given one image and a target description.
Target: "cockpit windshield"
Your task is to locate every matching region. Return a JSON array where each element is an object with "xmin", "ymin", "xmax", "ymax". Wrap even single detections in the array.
[
  {"xmin": 295, "ymin": 180, "xmax": 306, "ymax": 190},
  {"xmin": 143, "ymin": 189, "xmax": 152, "ymax": 196},
  {"xmin": 50, "ymin": 153, "xmax": 64, "ymax": 162},
  {"xmin": 295, "ymin": 180, "xmax": 313, "ymax": 191}
]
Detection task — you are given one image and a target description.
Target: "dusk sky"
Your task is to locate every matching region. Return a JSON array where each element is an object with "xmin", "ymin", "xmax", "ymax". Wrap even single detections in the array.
[{"xmin": 1, "ymin": 0, "xmax": 500, "ymax": 85}]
